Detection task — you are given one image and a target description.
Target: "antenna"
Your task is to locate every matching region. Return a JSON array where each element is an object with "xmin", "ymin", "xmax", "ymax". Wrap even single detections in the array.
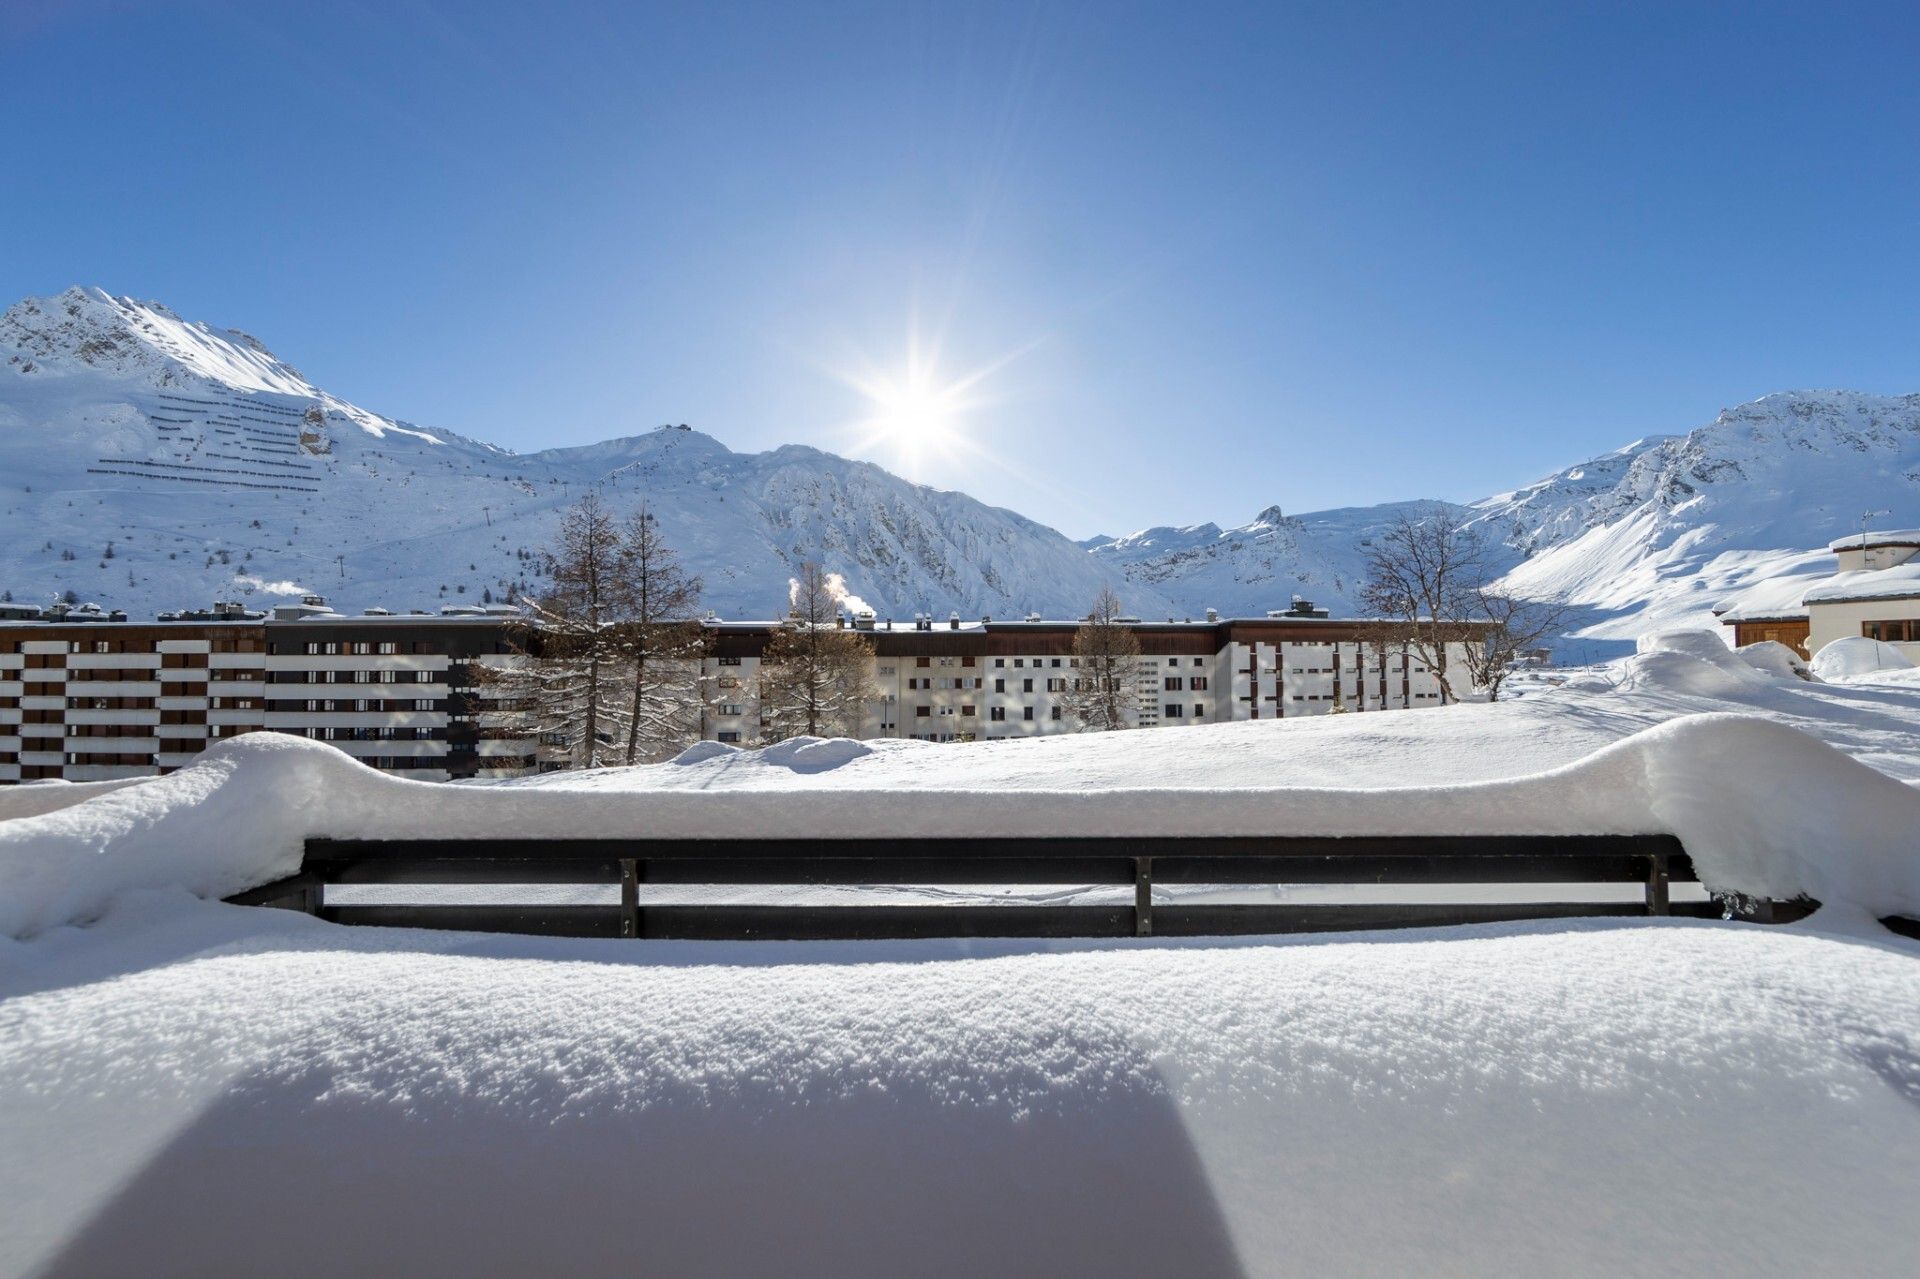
[{"xmin": 1861, "ymin": 508, "xmax": 1891, "ymax": 548}]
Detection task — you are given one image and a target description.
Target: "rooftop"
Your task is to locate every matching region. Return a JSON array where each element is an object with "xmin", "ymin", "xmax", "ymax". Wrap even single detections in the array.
[
  {"xmin": 1803, "ymin": 565, "xmax": 1920, "ymax": 606},
  {"xmin": 1826, "ymin": 528, "xmax": 1920, "ymax": 552}
]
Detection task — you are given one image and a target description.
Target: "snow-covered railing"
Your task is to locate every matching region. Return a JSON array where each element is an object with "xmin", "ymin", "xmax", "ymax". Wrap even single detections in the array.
[{"xmin": 225, "ymin": 833, "xmax": 1759, "ymax": 940}]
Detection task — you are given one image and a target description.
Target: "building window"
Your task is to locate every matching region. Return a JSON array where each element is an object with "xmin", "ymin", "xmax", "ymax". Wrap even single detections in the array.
[
  {"xmin": 916, "ymin": 705, "xmax": 931, "ymax": 718},
  {"xmin": 1022, "ymin": 707, "xmax": 1034, "ymax": 721},
  {"xmin": 994, "ymin": 678, "xmax": 1005, "ymax": 693},
  {"xmin": 1165, "ymin": 677, "xmax": 1184, "ymax": 691},
  {"xmin": 1165, "ymin": 705, "xmax": 1185, "ymax": 718},
  {"xmin": 990, "ymin": 707, "xmax": 1006, "ymax": 722},
  {"xmin": 1050, "ymin": 706, "xmax": 1062, "ymax": 721},
  {"xmin": 718, "ymin": 731, "xmax": 741, "ymax": 743},
  {"xmin": 961, "ymin": 706, "xmax": 976, "ymax": 717},
  {"xmin": 718, "ymin": 656, "xmax": 742, "ymax": 666},
  {"xmin": 1191, "ymin": 676, "xmax": 1209, "ymax": 691},
  {"xmin": 1022, "ymin": 678, "xmax": 1033, "ymax": 693}
]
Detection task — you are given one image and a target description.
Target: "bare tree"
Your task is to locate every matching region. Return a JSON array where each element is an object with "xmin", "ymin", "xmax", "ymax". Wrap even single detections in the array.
[
  {"xmin": 757, "ymin": 562, "xmax": 877, "ymax": 740},
  {"xmin": 1459, "ymin": 589, "xmax": 1573, "ymax": 702},
  {"xmin": 1358, "ymin": 506, "xmax": 1566, "ymax": 703},
  {"xmin": 613, "ymin": 505, "xmax": 707, "ymax": 763},
  {"xmin": 480, "ymin": 492, "xmax": 629, "ymax": 768},
  {"xmin": 1065, "ymin": 585, "xmax": 1141, "ymax": 731}
]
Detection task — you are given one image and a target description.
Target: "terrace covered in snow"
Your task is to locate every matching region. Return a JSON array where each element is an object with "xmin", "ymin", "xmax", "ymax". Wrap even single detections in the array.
[{"xmin": 2, "ymin": 631, "xmax": 1918, "ymax": 1275}]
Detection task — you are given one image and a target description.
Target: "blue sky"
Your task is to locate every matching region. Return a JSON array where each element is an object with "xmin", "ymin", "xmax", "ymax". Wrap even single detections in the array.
[{"xmin": 3, "ymin": 1, "xmax": 1917, "ymax": 538}]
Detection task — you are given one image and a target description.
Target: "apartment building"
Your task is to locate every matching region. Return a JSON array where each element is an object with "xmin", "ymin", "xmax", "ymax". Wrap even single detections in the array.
[
  {"xmin": 0, "ymin": 598, "xmax": 534, "ymax": 783},
  {"xmin": 0, "ymin": 598, "xmax": 1475, "ymax": 782},
  {"xmin": 707, "ymin": 605, "xmax": 1471, "ymax": 745}
]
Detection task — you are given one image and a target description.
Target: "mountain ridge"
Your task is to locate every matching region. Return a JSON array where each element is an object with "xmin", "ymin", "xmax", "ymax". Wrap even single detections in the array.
[
  {"xmin": 0, "ymin": 286, "xmax": 1160, "ymax": 622},
  {"xmin": 3, "ymin": 286, "xmax": 1915, "ymax": 652}
]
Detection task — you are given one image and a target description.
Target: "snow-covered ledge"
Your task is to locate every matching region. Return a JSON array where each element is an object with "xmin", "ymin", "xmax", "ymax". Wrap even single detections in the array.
[{"xmin": 4, "ymin": 710, "xmax": 1919, "ymax": 939}]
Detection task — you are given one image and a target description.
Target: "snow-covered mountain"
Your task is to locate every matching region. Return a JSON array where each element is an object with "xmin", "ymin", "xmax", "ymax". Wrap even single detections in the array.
[
  {"xmin": 1473, "ymin": 392, "xmax": 1920, "ymax": 652},
  {"xmin": 0, "ymin": 287, "xmax": 1159, "ymax": 620},
  {"xmin": 1084, "ymin": 499, "xmax": 1469, "ymax": 620},
  {"xmin": 1090, "ymin": 391, "xmax": 1920, "ymax": 658},
  {"xmin": 4, "ymin": 286, "xmax": 1916, "ymax": 648}
]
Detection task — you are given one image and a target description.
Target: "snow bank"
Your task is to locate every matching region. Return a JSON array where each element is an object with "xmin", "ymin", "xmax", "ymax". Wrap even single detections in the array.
[
  {"xmin": 0, "ymin": 736, "xmax": 355, "ymax": 937},
  {"xmin": 1736, "ymin": 639, "xmax": 1813, "ymax": 680},
  {"xmin": 3, "ymin": 901, "xmax": 1917, "ymax": 1276},
  {"xmin": 0, "ymin": 776, "xmax": 148, "ymax": 822},
  {"xmin": 1813, "ymin": 635, "xmax": 1916, "ymax": 680},
  {"xmin": 5, "ymin": 709, "xmax": 1920, "ymax": 937}
]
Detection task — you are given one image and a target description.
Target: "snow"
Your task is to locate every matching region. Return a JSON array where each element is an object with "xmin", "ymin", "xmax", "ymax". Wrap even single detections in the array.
[
  {"xmin": 1734, "ymin": 639, "xmax": 1811, "ymax": 681},
  {"xmin": 1827, "ymin": 528, "xmax": 1920, "ymax": 551},
  {"xmin": 1714, "ymin": 572, "xmax": 1812, "ymax": 622},
  {"xmin": 0, "ymin": 287, "xmax": 1147, "ymax": 622},
  {"xmin": 2, "ymin": 896, "xmax": 1917, "ymax": 1275},
  {"xmin": 8, "ymin": 285, "xmax": 1919, "ymax": 648},
  {"xmin": 6, "ymin": 631, "xmax": 1920, "ymax": 938},
  {"xmin": 1812, "ymin": 635, "xmax": 1917, "ymax": 680},
  {"xmin": 1093, "ymin": 389, "xmax": 1920, "ymax": 660},
  {"xmin": 3, "ymin": 633, "xmax": 1920, "ymax": 1273},
  {"xmin": 1803, "ymin": 563, "xmax": 1920, "ymax": 604}
]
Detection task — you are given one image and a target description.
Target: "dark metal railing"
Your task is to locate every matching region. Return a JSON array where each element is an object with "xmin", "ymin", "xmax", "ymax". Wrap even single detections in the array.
[{"xmin": 215, "ymin": 833, "xmax": 1793, "ymax": 940}]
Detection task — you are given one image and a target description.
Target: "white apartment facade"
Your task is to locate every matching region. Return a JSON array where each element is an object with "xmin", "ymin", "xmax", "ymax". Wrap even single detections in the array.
[
  {"xmin": 703, "ymin": 607, "xmax": 1474, "ymax": 746},
  {"xmin": 1, "ymin": 600, "xmax": 1479, "ymax": 782}
]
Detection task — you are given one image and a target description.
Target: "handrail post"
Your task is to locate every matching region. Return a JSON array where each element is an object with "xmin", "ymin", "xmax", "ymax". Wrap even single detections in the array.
[
  {"xmin": 1645, "ymin": 851, "xmax": 1670, "ymax": 916},
  {"xmin": 621, "ymin": 858, "xmax": 640, "ymax": 938},
  {"xmin": 1134, "ymin": 856, "xmax": 1153, "ymax": 936}
]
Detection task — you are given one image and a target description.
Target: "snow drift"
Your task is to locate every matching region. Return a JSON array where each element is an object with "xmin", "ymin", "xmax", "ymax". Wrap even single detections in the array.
[
  {"xmin": 1813, "ymin": 635, "xmax": 1916, "ymax": 680},
  {"xmin": 5, "ymin": 688, "xmax": 1919, "ymax": 937},
  {"xmin": 3, "ymin": 633, "xmax": 1919, "ymax": 1276}
]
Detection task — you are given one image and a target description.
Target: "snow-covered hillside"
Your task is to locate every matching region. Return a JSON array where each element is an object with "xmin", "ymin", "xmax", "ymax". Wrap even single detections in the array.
[
  {"xmin": 6, "ymin": 287, "xmax": 1917, "ymax": 644},
  {"xmin": 1480, "ymin": 392, "xmax": 1920, "ymax": 656},
  {"xmin": 1083, "ymin": 499, "xmax": 1466, "ymax": 619},
  {"xmin": 1091, "ymin": 391, "xmax": 1920, "ymax": 657},
  {"xmin": 0, "ymin": 287, "xmax": 1155, "ymax": 620}
]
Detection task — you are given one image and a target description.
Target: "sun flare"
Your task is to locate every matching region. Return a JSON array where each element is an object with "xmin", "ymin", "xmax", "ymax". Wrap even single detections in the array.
[
  {"xmin": 868, "ymin": 373, "xmax": 960, "ymax": 450},
  {"xmin": 844, "ymin": 357, "xmax": 976, "ymax": 477},
  {"xmin": 833, "ymin": 324, "xmax": 1049, "ymax": 485}
]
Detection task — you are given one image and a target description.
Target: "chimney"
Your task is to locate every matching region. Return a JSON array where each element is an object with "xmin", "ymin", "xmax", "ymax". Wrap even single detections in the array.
[{"xmin": 1205, "ymin": 607, "xmax": 1218, "ymax": 623}]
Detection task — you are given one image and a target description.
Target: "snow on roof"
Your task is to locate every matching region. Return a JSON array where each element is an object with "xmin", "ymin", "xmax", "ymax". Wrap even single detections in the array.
[
  {"xmin": 1714, "ymin": 575, "xmax": 1810, "ymax": 623},
  {"xmin": 1803, "ymin": 565, "xmax": 1920, "ymax": 605},
  {"xmin": 1826, "ymin": 528, "xmax": 1920, "ymax": 552}
]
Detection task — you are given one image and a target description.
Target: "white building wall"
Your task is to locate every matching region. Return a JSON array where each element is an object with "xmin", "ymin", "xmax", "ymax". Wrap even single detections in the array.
[{"xmin": 1807, "ymin": 596, "xmax": 1920, "ymax": 660}]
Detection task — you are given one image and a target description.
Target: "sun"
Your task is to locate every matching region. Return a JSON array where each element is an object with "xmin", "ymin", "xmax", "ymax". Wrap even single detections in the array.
[
  {"xmin": 832, "ymin": 323, "xmax": 1048, "ymax": 484},
  {"xmin": 868, "ymin": 372, "xmax": 960, "ymax": 452},
  {"xmin": 844, "ymin": 358, "xmax": 972, "ymax": 477}
]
